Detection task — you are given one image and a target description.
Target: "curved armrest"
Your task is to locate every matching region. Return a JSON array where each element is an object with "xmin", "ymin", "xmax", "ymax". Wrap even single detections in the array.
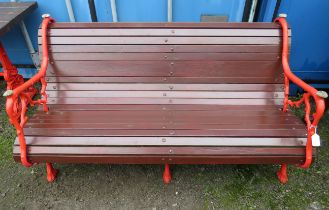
[
  {"xmin": 275, "ymin": 17, "xmax": 327, "ymax": 127},
  {"xmin": 4, "ymin": 15, "xmax": 55, "ymax": 97}
]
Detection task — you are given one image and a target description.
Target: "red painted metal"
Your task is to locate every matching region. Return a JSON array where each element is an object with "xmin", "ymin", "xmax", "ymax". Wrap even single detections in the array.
[
  {"xmin": 46, "ymin": 162, "xmax": 58, "ymax": 182},
  {"xmin": 163, "ymin": 164, "xmax": 172, "ymax": 184},
  {"xmin": 277, "ymin": 163, "xmax": 288, "ymax": 184},
  {"xmin": 2, "ymin": 15, "xmax": 56, "ymax": 180},
  {"xmin": 275, "ymin": 17, "xmax": 326, "ymax": 170}
]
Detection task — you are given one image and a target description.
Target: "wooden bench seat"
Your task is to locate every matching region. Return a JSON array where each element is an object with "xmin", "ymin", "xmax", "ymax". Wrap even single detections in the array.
[
  {"xmin": 6, "ymin": 16, "xmax": 326, "ymax": 183},
  {"xmin": 14, "ymin": 104, "xmax": 311, "ymax": 164}
]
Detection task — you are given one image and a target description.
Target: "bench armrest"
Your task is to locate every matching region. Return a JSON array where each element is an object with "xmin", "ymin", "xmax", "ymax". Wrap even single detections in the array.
[
  {"xmin": 4, "ymin": 15, "xmax": 54, "ymax": 99},
  {"xmin": 4, "ymin": 15, "xmax": 55, "ymax": 167},
  {"xmin": 275, "ymin": 16, "xmax": 327, "ymax": 168}
]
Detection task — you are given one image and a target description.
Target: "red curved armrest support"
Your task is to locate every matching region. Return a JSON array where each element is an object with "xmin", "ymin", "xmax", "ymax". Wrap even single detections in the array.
[{"xmin": 275, "ymin": 17, "xmax": 326, "ymax": 168}]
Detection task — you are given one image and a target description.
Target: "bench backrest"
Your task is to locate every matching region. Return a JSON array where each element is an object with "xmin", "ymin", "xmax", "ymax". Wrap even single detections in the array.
[{"xmin": 40, "ymin": 22, "xmax": 290, "ymax": 106}]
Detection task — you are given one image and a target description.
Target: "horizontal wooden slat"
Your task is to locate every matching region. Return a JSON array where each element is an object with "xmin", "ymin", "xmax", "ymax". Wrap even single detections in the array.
[
  {"xmin": 25, "ymin": 123, "xmax": 305, "ymax": 131},
  {"xmin": 46, "ymin": 60, "xmax": 282, "ymax": 78},
  {"xmin": 46, "ymin": 83, "xmax": 283, "ymax": 91},
  {"xmin": 16, "ymin": 136, "xmax": 307, "ymax": 147},
  {"xmin": 15, "ymin": 146, "xmax": 307, "ymax": 156},
  {"xmin": 41, "ymin": 36, "xmax": 281, "ymax": 45},
  {"xmin": 45, "ymin": 76, "xmax": 283, "ymax": 84},
  {"xmin": 49, "ymin": 52, "xmax": 280, "ymax": 61},
  {"xmin": 46, "ymin": 97, "xmax": 284, "ymax": 105},
  {"xmin": 43, "ymin": 104, "xmax": 284, "ymax": 111},
  {"xmin": 42, "ymin": 45, "xmax": 282, "ymax": 53},
  {"xmin": 46, "ymin": 22, "xmax": 285, "ymax": 29},
  {"xmin": 13, "ymin": 154, "xmax": 309, "ymax": 165},
  {"xmin": 24, "ymin": 129, "xmax": 305, "ymax": 137},
  {"xmin": 41, "ymin": 28, "xmax": 289, "ymax": 37},
  {"xmin": 46, "ymin": 91, "xmax": 284, "ymax": 99}
]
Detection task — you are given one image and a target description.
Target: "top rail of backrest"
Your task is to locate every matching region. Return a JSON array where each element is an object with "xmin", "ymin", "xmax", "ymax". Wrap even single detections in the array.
[{"xmin": 41, "ymin": 22, "xmax": 288, "ymax": 29}]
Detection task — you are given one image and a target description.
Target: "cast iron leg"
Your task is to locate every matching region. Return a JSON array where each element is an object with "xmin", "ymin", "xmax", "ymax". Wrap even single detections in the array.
[
  {"xmin": 277, "ymin": 163, "xmax": 288, "ymax": 184},
  {"xmin": 46, "ymin": 163, "xmax": 58, "ymax": 182},
  {"xmin": 163, "ymin": 163, "xmax": 172, "ymax": 184}
]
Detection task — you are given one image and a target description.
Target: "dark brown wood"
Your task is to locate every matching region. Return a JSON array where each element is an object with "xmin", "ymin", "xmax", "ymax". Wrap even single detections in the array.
[
  {"xmin": 46, "ymin": 60, "xmax": 282, "ymax": 78},
  {"xmin": 0, "ymin": 2, "xmax": 37, "ymax": 36},
  {"xmin": 13, "ymin": 155, "xmax": 310, "ymax": 165},
  {"xmin": 50, "ymin": 52, "xmax": 280, "ymax": 61},
  {"xmin": 15, "ymin": 146, "xmax": 309, "ymax": 156},
  {"xmin": 46, "ymin": 83, "xmax": 283, "ymax": 91},
  {"xmin": 45, "ymin": 22, "xmax": 286, "ymax": 29},
  {"xmin": 41, "ymin": 36, "xmax": 281, "ymax": 45},
  {"xmin": 17, "ymin": 136, "xmax": 307, "ymax": 147},
  {"xmin": 41, "ymin": 28, "xmax": 290, "ymax": 36},
  {"xmin": 45, "ymin": 76, "xmax": 282, "ymax": 84},
  {"xmin": 42, "ymin": 44, "xmax": 282, "ymax": 53},
  {"xmin": 42, "ymin": 104, "xmax": 284, "ymax": 111}
]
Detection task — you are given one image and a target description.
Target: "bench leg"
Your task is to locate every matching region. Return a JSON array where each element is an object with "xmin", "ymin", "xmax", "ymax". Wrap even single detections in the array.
[
  {"xmin": 163, "ymin": 164, "xmax": 172, "ymax": 184},
  {"xmin": 46, "ymin": 163, "xmax": 58, "ymax": 183},
  {"xmin": 277, "ymin": 163, "xmax": 288, "ymax": 184}
]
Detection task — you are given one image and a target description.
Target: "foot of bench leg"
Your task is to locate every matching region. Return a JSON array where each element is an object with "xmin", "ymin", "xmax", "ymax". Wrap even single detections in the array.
[
  {"xmin": 277, "ymin": 163, "xmax": 288, "ymax": 184},
  {"xmin": 46, "ymin": 163, "xmax": 58, "ymax": 183},
  {"xmin": 163, "ymin": 164, "xmax": 171, "ymax": 184}
]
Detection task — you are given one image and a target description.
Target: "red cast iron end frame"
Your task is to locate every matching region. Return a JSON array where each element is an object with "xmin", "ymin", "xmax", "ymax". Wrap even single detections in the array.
[
  {"xmin": 275, "ymin": 15, "xmax": 327, "ymax": 184},
  {"xmin": 1, "ymin": 14, "xmax": 58, "ymax": 182}
]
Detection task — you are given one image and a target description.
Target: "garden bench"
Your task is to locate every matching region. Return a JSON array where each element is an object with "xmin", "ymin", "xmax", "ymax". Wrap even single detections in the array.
[{"xmin": 3, "ymin": 14, "xmax": 327, "ymax": 184}]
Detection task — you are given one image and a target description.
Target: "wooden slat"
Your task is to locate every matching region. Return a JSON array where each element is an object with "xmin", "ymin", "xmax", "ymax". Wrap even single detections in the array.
[
  {"xmin": 46, "ymin": 83, "xmax": 283, "ymax": 91},
  {"xmin": 46, "ymin": 22, "xmax": 285, "ymax": 29},
  {"xmin": 49, "ymin": 52, "xmax": 280, "ymax": 61},
  {"xmin": 24, "ymin": 129, "xmax": 306, "ymax": 137},
  {"xmin": 43, "ymin": 104, "xmax": 284, "ymax": 111},
  {"xmin": 42, "ymin": 28, "xmax": 288, "ymax": 37},
  {"xmin": 46, "ymin": 91, "xmax": 284, "ymax": 99},
  {"xmin": 45, "ymin": 76, "xmax": 283, "ymax": 84},
  {"xmin": 46, "ymin": 60, "xmax": 282, "ymax": 78},
  {"xmin": 41, "ymin": 36, "xmax": 280, "ymax": 45},
  {"xmin": 28, "ymin": 115, "xmax": 301, "ymax": 124},
  {"xmin": 15, "ymin": 146, "xmax": 308, "ymax": 156},
  {"xmin": 0, "ymin": 2, "xmax": 37, "ymax": 36},
  {"xmin": 16, "ymin": 136, "xmax": 307, "ymax": 147},
  {"xmin": 25, "ymin": 123, "xmax": 305, "ymax": 131},
  {"xmin": 43, "ymin": 45, "xmax": 281, "ymax": 53},
  {"xmin": 13, "ymin": 154, "xmax": 309, "ymax": 165},
  {"xmin": 46, "ymin": 97, "xmax": 284, "ymax": 105}
]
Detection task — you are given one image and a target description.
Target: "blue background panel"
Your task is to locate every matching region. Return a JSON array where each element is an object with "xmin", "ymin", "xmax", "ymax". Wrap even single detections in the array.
[
  {"xmin": 278, "ymin": 0, "xmax": 329, "ymax": 80},
  {"xmin": 173, "ymin": 0, "xmax": 245, "ymax": 22}
]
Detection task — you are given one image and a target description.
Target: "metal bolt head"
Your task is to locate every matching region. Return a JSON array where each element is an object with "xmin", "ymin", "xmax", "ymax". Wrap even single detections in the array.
[
  {"xmin": 279, "ymin": 13, "xmax": 287, "ymax": 18},
  {"xmin": 42, "ymin": 14, "xmax": 50, "ymax": 19}
]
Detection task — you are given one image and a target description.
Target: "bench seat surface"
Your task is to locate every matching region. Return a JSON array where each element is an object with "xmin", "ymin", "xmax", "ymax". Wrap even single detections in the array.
[{"xmin": 14, "ymin": 104, "xmax": 310, "ymax": 164}]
